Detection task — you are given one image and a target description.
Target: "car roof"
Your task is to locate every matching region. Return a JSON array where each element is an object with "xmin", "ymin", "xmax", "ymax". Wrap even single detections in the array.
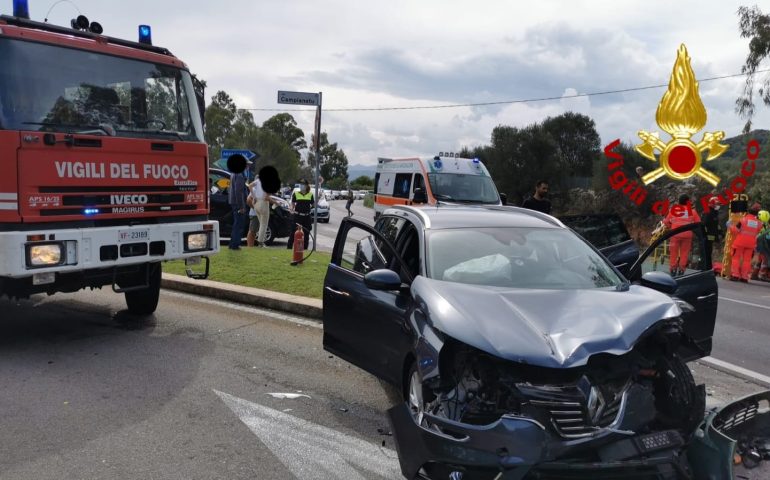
[{"xmin": 383, "ymin": 205, "xmax": 565, "ymax": 230}]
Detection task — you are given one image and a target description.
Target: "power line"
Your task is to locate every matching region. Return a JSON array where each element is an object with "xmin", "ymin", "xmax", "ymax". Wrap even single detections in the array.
[{"xmin": 238, "ymin": 68, "xmax": 770, "ymax": 113}]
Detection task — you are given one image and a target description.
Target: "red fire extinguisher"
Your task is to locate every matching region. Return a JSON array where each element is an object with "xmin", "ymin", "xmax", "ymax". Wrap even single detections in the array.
[{"xmin": 292, "ymin": 224, "xmax": 304, "ymax": 265}]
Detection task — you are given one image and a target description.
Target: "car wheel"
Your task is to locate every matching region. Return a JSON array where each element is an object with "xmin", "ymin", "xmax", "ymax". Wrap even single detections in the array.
[
  {"xmin": 654, "ymin": 356, "xmax": 703, "ymax": 433},
  {"xmin": 264, "ymin": 221, "xmax": 276, "ymax": 246},
  {"xmin": 407, "ymin": 365, "xmax": 426, "ymax": 426},
  {"xmin": 405, "ymin": 364, "xmax": 448, "ymax": 478}
]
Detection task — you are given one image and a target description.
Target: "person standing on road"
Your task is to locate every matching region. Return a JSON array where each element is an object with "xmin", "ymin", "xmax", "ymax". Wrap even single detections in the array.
[
  {"xmin": 755, "ymin": 210, "xmax": 770, "ymax": 282},
  {"xmin": 521, "ymin": 180, "xmax": 551, "ymax": 215},
  {"xmin": 227, "ymin": 155, "xmax": 248, "ymax": 250},
  {"xmin": 287, "ymin": 179, "xmax": 314, "ymax": 251},
  {"xmin": 729, "ymin": 203, "xmax": 762, "ymax": 282},
  {"xmin": 703, "ymin": 196, "xmax": 723, "ymax": 264},
  {"xmin": 345, "ymin": 189, "xmax": 354, "ymax": 217},
  {"xmin": 663, "ymin": 194, "xmax": 701, "ymax": 276}
]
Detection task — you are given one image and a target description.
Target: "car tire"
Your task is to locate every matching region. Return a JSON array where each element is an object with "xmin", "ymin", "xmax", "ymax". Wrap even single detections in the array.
[
  {"xmin": 264, "ymin": 220, "xmax": 276, "ymax": 246},
  {"xmin": 124, "ymin": 263, "xmax": 161, "ymax": 315},
  {"xmin": 654, "ymin": 356, "xmax": 703, "ymax": 433}
]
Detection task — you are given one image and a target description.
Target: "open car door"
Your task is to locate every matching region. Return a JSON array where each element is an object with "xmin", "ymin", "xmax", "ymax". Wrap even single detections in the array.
[
  {"xmin": 627, "ymin": 222, "xmax": 718, "ymax": 361},
  {"xmin": 322, "ymin": 218, "xmax": 413, "ymax": 385}
]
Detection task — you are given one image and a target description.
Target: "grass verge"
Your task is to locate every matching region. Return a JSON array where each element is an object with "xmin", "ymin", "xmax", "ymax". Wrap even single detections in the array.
[{"xmin": 164, "ymin": 247, "xmax": 330, "ymax": 299}]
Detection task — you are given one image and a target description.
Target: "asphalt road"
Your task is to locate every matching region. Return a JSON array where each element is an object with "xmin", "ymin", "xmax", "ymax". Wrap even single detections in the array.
[
  {"xmin": 710, "ymin": 277, "xmax": 770, "ymax": 375},
  {"xmin": 0, "ymin": 289, "xmax": 402, "ymax": 480},
  {"xmin": 1, "ymin": 286, "xmax": 765, "ymax": 479}
]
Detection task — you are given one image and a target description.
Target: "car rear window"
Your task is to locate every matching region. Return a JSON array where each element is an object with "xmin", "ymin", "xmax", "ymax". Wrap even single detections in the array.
[{"xmin": 559, "ymin": 215, "xmax": 632, "ymax": 250}]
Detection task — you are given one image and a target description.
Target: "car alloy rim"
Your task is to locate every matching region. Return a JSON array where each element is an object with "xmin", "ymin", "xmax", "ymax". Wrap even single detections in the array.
[{"xmin": 408, "ymin": 370, "xmax": 424, "ymax": 425}]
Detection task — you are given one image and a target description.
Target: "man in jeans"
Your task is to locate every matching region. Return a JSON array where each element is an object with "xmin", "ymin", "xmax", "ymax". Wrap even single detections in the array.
[{"xmin": 227, "ymin": 155, "xmax": 248, "ymax": 250}]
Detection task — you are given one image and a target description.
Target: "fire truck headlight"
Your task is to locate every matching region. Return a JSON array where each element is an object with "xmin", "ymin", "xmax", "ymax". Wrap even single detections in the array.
[
  {"xmin": 184, "ymin": 232, "xmax": 210, "ymax": 252},
  {"xmin": 27, "ymin": 243, "xmax": 64, "ymax": 267}
]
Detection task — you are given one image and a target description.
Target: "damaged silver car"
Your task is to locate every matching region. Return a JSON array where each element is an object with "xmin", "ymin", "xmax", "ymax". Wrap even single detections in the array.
[{"xmin": 323, "ymin": 205, "xmax": 718, "ymax": 479}]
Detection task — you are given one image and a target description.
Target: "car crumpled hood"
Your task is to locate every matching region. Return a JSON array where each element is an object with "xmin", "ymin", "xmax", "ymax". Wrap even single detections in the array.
[{"xmin": 410, "ymin": 277, "xmax": 682, "ymax": 369}]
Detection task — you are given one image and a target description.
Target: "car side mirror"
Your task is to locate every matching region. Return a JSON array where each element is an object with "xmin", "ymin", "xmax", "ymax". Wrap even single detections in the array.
[
  {"xmin": 413, "ymin": 188, "xmax": 427, "ymax": 204},
  {"xmin": 364, "ymin": 269, "xmax": 402, "ymax": 291},
  {"xmin": 640, "ymin": 271, "xmax": 678, "ymax": 294},
  {"xmin": 499, "ymin": 193, "xmax": 507, "ymax": 205}
]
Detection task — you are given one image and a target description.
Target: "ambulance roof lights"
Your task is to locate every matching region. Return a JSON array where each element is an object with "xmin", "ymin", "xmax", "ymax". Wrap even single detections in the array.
[
  {"xmin": 472, "ymin": 158, "xmax": 480, "ymax": 164},
  {"xmin": 13, "ymin": 0, "xmax": 30, "ymax": 19},
  {"xmin": 138, "ymin": 25, "xmax": 152, "ymax": 45}
]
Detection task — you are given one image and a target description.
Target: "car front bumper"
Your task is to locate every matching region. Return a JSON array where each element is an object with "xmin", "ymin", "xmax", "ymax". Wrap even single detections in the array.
[{"xmin": 387, "ymin": 404, "xmax": 689, "ymax": 480}]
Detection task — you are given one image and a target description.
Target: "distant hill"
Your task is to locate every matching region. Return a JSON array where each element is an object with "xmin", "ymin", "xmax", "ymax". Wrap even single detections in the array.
[
  {"xmin": 709, "ymin": 129, "xmax": 769, "ymax": 179},
  {"xmin": 347, "ymin": 164, "xmax": 377, "ymax": 181}
]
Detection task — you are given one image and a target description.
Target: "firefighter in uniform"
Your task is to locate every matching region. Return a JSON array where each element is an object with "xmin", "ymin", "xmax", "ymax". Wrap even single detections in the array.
[
  {"xmin": 663, "ymin": 194, "xmax": 701, "ymax": 276},
  {"xmin": 287, "ymin": 180, "xmax": 314, "ymax": 251},
  {"xmin": 730, "ymin": 203, "xmax": 762, "ymax": 282}
]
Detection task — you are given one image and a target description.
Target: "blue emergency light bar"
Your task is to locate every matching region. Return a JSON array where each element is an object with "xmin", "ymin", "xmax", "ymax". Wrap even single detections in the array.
[
  {"xmin": 138, "ymin": 24, "xmax": 152, "ymax": 45},
  {"xmin": 83, "ymin": 208, "xmax": 100, "ymax": 216},
  {"xmin": 13, "ymin": 0, "xmax": 30, "ymax": 19}
]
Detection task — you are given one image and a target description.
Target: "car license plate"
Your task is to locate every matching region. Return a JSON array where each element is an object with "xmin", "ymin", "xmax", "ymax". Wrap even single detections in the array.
[{"xmin": 118, "ymin": 229, "xmax": 149, "ymax": 243}]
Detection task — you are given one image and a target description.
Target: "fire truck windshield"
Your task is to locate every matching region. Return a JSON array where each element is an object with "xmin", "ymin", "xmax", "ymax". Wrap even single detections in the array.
[{"xmin": 0, "ymin": 38, "xmax": 203, "ymax": 142}]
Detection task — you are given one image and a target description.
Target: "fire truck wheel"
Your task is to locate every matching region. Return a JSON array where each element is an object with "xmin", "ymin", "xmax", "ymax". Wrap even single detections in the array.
[{"xmin": 125, "ymin": 263, "xmax": 162, "ymax": 315}]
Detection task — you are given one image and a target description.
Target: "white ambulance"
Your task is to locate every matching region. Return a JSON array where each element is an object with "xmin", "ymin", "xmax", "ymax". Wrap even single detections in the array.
[{"xmin": 373, "ymin": 153, "xmax": 502, "ymax": 219}]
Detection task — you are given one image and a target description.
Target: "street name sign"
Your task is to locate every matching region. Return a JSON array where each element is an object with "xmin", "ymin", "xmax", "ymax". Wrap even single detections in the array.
[{"xmin": 277, "ymin": 91, "xmax": 320, "ymax": 106}]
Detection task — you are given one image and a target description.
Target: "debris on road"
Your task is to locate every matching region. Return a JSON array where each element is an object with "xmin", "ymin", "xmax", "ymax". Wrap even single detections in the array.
[{"xmin": 265, "ymin": 393, "xmax": 311, "ymax": 400}]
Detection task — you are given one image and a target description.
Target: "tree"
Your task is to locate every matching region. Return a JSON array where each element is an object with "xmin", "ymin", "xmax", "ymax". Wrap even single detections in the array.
[
  {"xmin": 204, "ymin": 91, "xmax": 238, "ymax": 160},
  {"xmin": 736, "ymin": 6, "xmax": 770, "ymax": 132},
  {"xmin": 262, "ymin": 113, "xmax": 307, "ymax": 159},
  {"xmin": 350, "ymin": 175, "xmax": 374, "ymax": 190},
  {"xmin": 484, "ymin": 123, "xmax": 561, "ymax": 205},
  {"xmin": 310, "ymin": 132, "xmax": 349, "ymax": 184},
  {"xmin": 246, "ymin": 129, "xmax": 300, "ymax": 186},
  {"xmin": 542, "ymin": 112, "xmax": 600, "ymax": 176}
]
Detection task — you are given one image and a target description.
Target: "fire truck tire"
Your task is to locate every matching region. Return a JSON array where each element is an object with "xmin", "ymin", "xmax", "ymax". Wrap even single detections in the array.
[{"xmin": 124, "ymin": 263, "xmax": 162, "ymax": 315}]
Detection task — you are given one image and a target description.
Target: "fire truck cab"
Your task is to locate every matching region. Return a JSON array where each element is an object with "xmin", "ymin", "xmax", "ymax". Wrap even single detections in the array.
[{"xmin": 0, "ymin": 2, "xmax": 218, "ymax": 314}]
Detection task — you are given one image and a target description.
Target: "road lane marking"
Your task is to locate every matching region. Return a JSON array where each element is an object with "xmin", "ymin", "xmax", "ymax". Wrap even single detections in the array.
[
  {"xmin": 719, "ymin": 296, "xmax": 770, "ymax": 311},
  {"xmin": 700, "ymin": 357, "xmax": 770, "ymax": 388},
  {"xmin": 162, "ymin": 290, "xmax": 322, "ymax": 329},
  {"xmin": 214, "ymin": 390, "xmax": 401, "ymax": 480}
]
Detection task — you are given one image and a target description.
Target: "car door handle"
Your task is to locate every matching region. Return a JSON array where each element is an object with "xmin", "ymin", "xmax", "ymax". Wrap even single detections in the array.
[
  {"xmin": 324, "ymin": 286, "xmax": 350, "ymax": 297},
  {"xmin": 697, "ymin": 293, "xmax": 716, "ymax": 301}
]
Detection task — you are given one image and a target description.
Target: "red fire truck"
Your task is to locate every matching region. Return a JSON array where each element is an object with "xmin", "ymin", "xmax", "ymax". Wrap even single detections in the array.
[{"xmin": 0, "ymin": 2, "xmax": 219, "ymax": 314}]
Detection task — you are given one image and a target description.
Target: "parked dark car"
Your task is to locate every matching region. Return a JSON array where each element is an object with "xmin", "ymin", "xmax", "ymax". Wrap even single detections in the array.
[
  {"xmin": 323, "ymin": 205, "xmax": 718, "ymax": 479},
  {"xmin": 559, "ymin": 213, "xmax": 640, "ymax": 276},
  {"xmin": 209, "ymin": 168, "xmax": 292, "ymax": 244}
]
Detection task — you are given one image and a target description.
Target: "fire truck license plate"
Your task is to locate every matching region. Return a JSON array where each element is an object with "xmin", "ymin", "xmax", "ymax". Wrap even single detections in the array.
[{"xmin": 118, "ymin": 229, "xmax": 150, "ymax": 243}]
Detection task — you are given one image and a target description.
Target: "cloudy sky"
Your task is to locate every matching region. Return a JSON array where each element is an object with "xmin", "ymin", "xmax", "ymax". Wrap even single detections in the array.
[{"xmin": 32, "ymin": 0, "xmax": 770, "ymax": 165}]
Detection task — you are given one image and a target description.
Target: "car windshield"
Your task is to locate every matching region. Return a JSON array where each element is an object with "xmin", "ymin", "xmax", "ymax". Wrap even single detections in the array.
[
  {"xmin": 428, "ymin": 173, "xmax": 499, "ymax": 204},
  {"xmin": 0, "ymin": 38, "xmax": 203, "ymax": 142},
  {"xmin": 427, "ymin": 227, "xmax": 623, "ymax": 289}
]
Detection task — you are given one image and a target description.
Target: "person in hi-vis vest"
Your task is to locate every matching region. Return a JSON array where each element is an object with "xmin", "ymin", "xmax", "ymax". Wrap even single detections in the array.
[
  {"xmin": 663, "ymin": 194, "xmax": 701, "ymax": 277},
  {"xmin": 288, "ymin": 179, "xmax": 314, "ymax": 251},
  {"xmin": 730, "ymin": 203, "xmax": 762, "ymax": 282}
]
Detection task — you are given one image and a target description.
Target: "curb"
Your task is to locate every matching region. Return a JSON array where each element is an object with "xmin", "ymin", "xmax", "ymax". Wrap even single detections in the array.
[
  {"xmin": 161, "ymin": 273, "xmax": 322, "ymax": 320},
  {"xmin": 697, "ymin": 356, "xmax": 770, "ymax": 389}
]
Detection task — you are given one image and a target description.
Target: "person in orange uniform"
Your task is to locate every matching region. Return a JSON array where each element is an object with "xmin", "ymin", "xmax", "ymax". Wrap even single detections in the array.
[
  {"xmin": 664, "ymin": 194, "xmax": 701, "ymax": 276},
  {"xmin": 730, "ymin": 203, "xmax": 763, "ymax": 282}
]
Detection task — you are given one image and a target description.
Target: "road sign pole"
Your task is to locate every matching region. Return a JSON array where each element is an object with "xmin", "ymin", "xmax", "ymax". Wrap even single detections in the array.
[{"xmin": 313, "ymin": 92, "xmax": 322, "ymax": 253}]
